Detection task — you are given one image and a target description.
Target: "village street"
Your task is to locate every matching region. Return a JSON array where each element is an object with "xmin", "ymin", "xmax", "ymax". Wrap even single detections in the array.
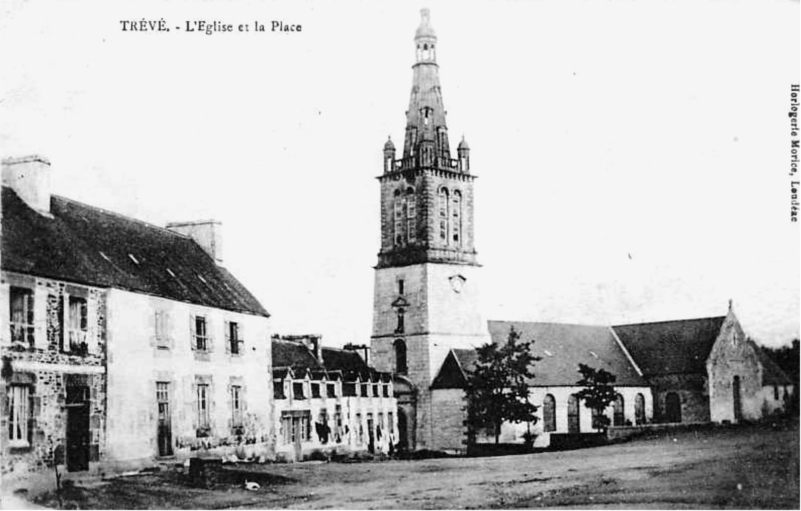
[{"xmin": 28, "ymin": 419, "xmax": 798, "ymax": 510}]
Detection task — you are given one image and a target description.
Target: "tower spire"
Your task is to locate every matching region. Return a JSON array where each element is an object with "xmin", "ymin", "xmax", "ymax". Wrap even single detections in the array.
[{"xmin": 403, "ymin": 8, "xmax": 451, "ymax": 168}]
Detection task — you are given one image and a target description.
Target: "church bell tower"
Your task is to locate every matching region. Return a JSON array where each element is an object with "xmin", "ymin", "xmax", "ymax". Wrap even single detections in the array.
[{"xmin": 370, "ymin": 9, "xmax": 489, "ymax": 451}]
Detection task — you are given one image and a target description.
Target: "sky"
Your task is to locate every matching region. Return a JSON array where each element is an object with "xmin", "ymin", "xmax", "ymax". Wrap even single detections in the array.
[{"xmin": 1, "ymin": 0, "xmax": 799, "ymax": 348}]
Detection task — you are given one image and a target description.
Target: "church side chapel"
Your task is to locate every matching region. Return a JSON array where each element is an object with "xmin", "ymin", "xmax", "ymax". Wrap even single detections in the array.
[{"xmin": 368, "ymin": 9, "xmax": 795, "ymax": 453}]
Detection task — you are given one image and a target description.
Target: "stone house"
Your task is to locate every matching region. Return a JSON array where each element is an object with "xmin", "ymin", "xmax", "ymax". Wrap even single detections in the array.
[
  {"xmin": 1, "ymin": 156, "xmax": 273, "ymax": 488},
  {"xmin": 272, "ymin": 335, "xmax": 397, "ymax": 460},
  {"xmin": 430, "ymin": 322, "xmax": 654, "ymax": 450}
]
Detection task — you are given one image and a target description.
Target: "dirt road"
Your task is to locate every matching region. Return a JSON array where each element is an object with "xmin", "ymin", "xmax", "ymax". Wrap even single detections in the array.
[{"xmin": 31, "ymin": 420, "xmax": 799, "ymax": 509}]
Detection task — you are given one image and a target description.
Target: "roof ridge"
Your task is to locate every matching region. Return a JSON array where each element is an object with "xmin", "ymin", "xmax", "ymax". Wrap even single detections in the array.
[
  {"xmin": 612, "ymin": 315, "xmax": 726, "ymax": 328},
  {"xmin": 51, "ymin": 192, "xmax": 192, "ymax": 240},
  {"xmin": 488, "ymin": 319, "xmax": 611, "ymax": 328}
]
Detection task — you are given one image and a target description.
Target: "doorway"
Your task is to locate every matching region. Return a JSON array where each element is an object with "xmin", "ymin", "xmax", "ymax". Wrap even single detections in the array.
[
  {"xmin": 665, "ymin": 392, "xmax": 682, "ymax": 423},
  {"xmin": 156, "ymin": 382, "xmax": 173, "ymax": 457},
  {"xmin": 66, "ymin": 385, "xmax": 90, "ymax": 472},
  {"xmin": 732, "ymin": 376, "xmax": 742, "ymax": 422}
]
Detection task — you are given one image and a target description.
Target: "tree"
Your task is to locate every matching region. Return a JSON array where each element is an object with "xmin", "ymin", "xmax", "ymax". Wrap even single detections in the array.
[
  {"xmin": 575, "ymin": 364, "xmax": 617, "ymax": 433},
  {"xmin": 465, "ymin": 326, "xmax": 541, "ymax": 444}
]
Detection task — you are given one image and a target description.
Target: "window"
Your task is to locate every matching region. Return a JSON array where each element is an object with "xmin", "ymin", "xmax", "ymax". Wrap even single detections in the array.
[
  {"xmin": 372, "ymin": 383, "xmax": 379, "ymax": 397},
  {"xmin": 451, "ymin": 191, "xmax": 462, "ymax": 244},
  {"xmin": 356, "ymin": 413, "xmax": 363, "ymax": 444},
  {"xmin": 398, "ymin": 279, "xmax": 405, "ymax": 296},
  {"xmin": 293, "ymin": 382, "xmax": 305, "ymax": 400},
  {"xmin": 383, "ymin": 383, "xmax": 389, "ymax": 398},
  {"xmin": 774, "ymin": 385, "xmax": 780, "ymax": 400},
  {"xmin": 154, "ymin": 310, "xmax": 171, "ymax": 348},
  {"xmin": 66, "ymin": 296, "xmax": 88, "ymax": 354},
  {"xmin": 193, "ymin": 316, "xmax": 208, "ymax": 351},
  {"xmin": 406, "ymin": 192, "xmax": 416, "ymax": 242},
  {"xmin": 388, "ymin": 412, "xmax": 394, "ymax": 437},
  {"xmin": 334, "ymin": 405, "xmax": 343, "ymax": 439},
  {"xmin": 227, "ymin": 321, "xmax": 242, "ymax": 355},
  {"xmin": 394, "ymin": 339, "xmax": 408, "ymax": 375},
  {"xmin": 7, "ymin": 385, "xmax": 30, "ymax": 447},
  {"xmin": 635, "ymin": 393, "xmax": 646, "ymax": 425},
  {"xmin": 10, "ymin": 287, "xmax": 34, "ymax": 347},
  {"xmin": 327, "ymin": 382, "xmax": 336, "ymax": 398},
  {"xmin": 438, "ymin": 188, "xmax": 449, "ymax": 241},
  {"xmin": 361, "ymin": 383, "xmax": 369, "ymax": 398},
  {"xmin": 273, "ymin": 380, "xmax": 286, "ymax": 400},
  {"xmin": 281, "ymin": 411, "xmax": 311, "ymax": 444},
  {"xmin": 394, "ymin": 195, "xmax": 404, "ymax": 246},
  {"xmin": 613, "ymin": 394, "xmax": 625, "ymax": 426},
  {"xmin": 543, "ymin": 394, "xmax": 556, "ymax": 432},
  {"xmin": 231, "ymin": 385, "xmax": 243, "ymax": 428},
  {"xmin": 395, "ymin": 309, "xmax": 405, "ymax": 334},
  {"xmin": 311, "ymin": 382, "xmax": 321, "ymax": 398},
  {"xmin": 196, "ymin": 383, "xmax": 210, "ymax": 435}
]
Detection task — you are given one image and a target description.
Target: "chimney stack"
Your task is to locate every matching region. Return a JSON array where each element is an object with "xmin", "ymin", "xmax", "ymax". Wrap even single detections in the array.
[
  {"xmin": 2, "ymin": 155, "xmax": 52, "ymax": 216},
  {"xmin": 166, "ymin": 220, "xmax": 223, "ymax": 264}
]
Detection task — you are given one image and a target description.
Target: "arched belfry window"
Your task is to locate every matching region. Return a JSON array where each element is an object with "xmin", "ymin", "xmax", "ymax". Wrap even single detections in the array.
[
  {"xmin": 394, "ymin": 339, "xmax": 407, "ymax": 375},
  {"xmin": 406, "ymin": 188, "xmax": 416, "ymax": 243},
  {"xmin": 393, "ymin": 189, "xmax": 403, "ymax": 246},
  {"xmin": 451, "ymin": 190, "xmax": 462, "ymax": 245},
  {"xmin": 438, "ymin": 187, "xmax": 449, "ymax": 243}
]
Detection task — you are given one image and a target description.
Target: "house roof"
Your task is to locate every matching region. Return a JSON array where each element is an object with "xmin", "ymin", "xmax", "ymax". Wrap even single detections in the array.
[
  {"xmin": 612, "ymin": 316, "xmax": 726, "ymax": 377},
  {"xmin": 322, "ymin": 347, "xmax": 370, "ymax": 374},
  {"xmin": 749, "ymin": 341, "xmax": 793, "ymax": 386},
  {"xmin": 2, "ymin": 187, "xmax": 269, "ymax": 317},
  {"xmin": 272, "ymin": 339, "xmax": 324, "ymax": 372},
  {"xmin": 433, "ymin": 321, "xmax": 649, "ymax": 389}
]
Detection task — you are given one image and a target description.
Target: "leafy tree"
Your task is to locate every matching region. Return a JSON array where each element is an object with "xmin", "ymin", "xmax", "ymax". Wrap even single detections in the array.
[
  {"xmin": 575, "ymin": 364, "xmax": 617, "ymax": 433},
  {"xmin": 760, "ymin": 338, "xmax": 800, "ymax": 386},
  {"xmin": 465, "ymin": 326, "xmax": 541, "ymax": 444}
]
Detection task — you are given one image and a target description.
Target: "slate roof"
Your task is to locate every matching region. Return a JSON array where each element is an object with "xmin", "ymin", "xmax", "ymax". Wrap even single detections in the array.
[
  {"xmin": 272, "ymin": 339, "xmax": 324, "ymax": 372},
  {"xmin": 432, "ymin": 321, "xmax": 649, "ymax": 389},
  {"xmin": 611, "ymin": 317, "xmax": 726, "ymax": 377},
  {"xmin": 271, "ymin": 339, "xmax": 382, "ymax": 381},
  {"xmin": 748, "ymin": 341, "xmax": 793, "ymax": 386},
  {"xmin": 2, "ymin": 187, "xmax": 269, "ymax": 316}
]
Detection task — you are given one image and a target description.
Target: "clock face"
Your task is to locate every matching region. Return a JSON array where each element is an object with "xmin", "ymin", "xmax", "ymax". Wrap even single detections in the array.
[{"xmin": 449, "ymin": 274, "xmax": 466, "ymax": 293}]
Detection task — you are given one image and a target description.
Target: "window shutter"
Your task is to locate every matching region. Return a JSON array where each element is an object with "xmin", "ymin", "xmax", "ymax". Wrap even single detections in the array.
[
  {"xmin": 224, "ymin": 321, "xmax": 231, "ymax": 354},
  {"xmin": 189, "ymin": 315, "xmax": 196, "ymax": 350},
  {"xmin": 238, "ymin": 323, "xmax": 245, "ymax": 354},
  {"xmin": 183, "ymin": 376, "xmax": 196, "ymax": 429},
  {"xmin": 206, "ymin": 317, "xmax": 213, "ymax": 352}
]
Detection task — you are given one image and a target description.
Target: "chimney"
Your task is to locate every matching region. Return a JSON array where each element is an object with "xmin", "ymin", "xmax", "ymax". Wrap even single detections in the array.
[
  {"xmin": 166, "ymin": 220, "xmax": 223, "ymax": 264},
  {"xmin": 2, "ymin": 155, "xmax": 52, "ymax": 216}
]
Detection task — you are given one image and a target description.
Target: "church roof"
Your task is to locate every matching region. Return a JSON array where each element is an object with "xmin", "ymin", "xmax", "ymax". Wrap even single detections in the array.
[
  {"xmin": 748, "ymin": 341, "xmax": 793, "ymax": 386},
  {"xmin": 432, "ymin": 321, "xmax": 649, "ymax": 389},
  {"xmin": 2, "ymin": 187, "xmax": 269, "ymax": 317},
  {"xmin": 611, "ymin": 316, "xmax": 726, "ymax": 377}
]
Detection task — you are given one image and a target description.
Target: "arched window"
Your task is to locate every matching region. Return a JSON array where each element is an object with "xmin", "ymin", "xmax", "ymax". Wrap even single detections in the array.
[
  {"xmin": 451, "ymin": 190, "xmax": 462, "ymax": 245},
  {"xmin": 567, "ymin": 394, "xmax": 580, "ymax": 433},
  {"xmin": 406, "ymin": 188, "xmax": 416, "ymax": 243},
  {"xmin": 634, "ymin": 393, "xmax": 646, "ymax": 425},
  {"xmin": 394, "ymin": 339, "xmax": 407, "ymax": 375},
  {"xmin": 438, "ymin": 188, "xmax": 449, "ymax": 242},
  {"xmin": 613, "ymin": 394, "xmax": 625, "ymax": 426},
  {"xmin": 543, "ymin": 394, "xmax": 556, "ymax": 432},
  {"xmin": 393, "ymin": 189, "xmax": 403, "ymax": 246}
]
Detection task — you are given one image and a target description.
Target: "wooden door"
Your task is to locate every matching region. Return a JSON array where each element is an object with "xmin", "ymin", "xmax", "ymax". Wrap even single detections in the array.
[
  {"xmin": 66, "ymin": 385, "xmax": 90, "ymax": 472},
  {"xmin": 156, "ymin": 382, "xmax": 173, "ymax": 457}
]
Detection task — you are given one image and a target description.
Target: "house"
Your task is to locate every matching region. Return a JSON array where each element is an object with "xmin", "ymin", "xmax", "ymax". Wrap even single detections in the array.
[
  {"xmin": 271, "ymin": 335, "xmax": 397, "ymax": 460},
  {"xmin": 749, "ymin": 340, "xmax": 795, "ymax": 417},
  {"xmin": 430, "ymin": 322, "xmax": 654, "ymax": 449},
  {"xmin": 0, "ymin": 156, "xmax": 274, "ymax": 489}
]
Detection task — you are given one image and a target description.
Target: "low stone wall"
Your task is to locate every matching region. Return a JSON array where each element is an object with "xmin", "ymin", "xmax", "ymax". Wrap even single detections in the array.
[{"xmin": 606, "ymin": 421, "xmax": 711, "ymax": 441}]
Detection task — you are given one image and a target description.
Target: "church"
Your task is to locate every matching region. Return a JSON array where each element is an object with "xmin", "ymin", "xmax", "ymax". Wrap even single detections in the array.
[{"xmin": 368, "ymin": 9, "xmax": 794, "ymax": 453}]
